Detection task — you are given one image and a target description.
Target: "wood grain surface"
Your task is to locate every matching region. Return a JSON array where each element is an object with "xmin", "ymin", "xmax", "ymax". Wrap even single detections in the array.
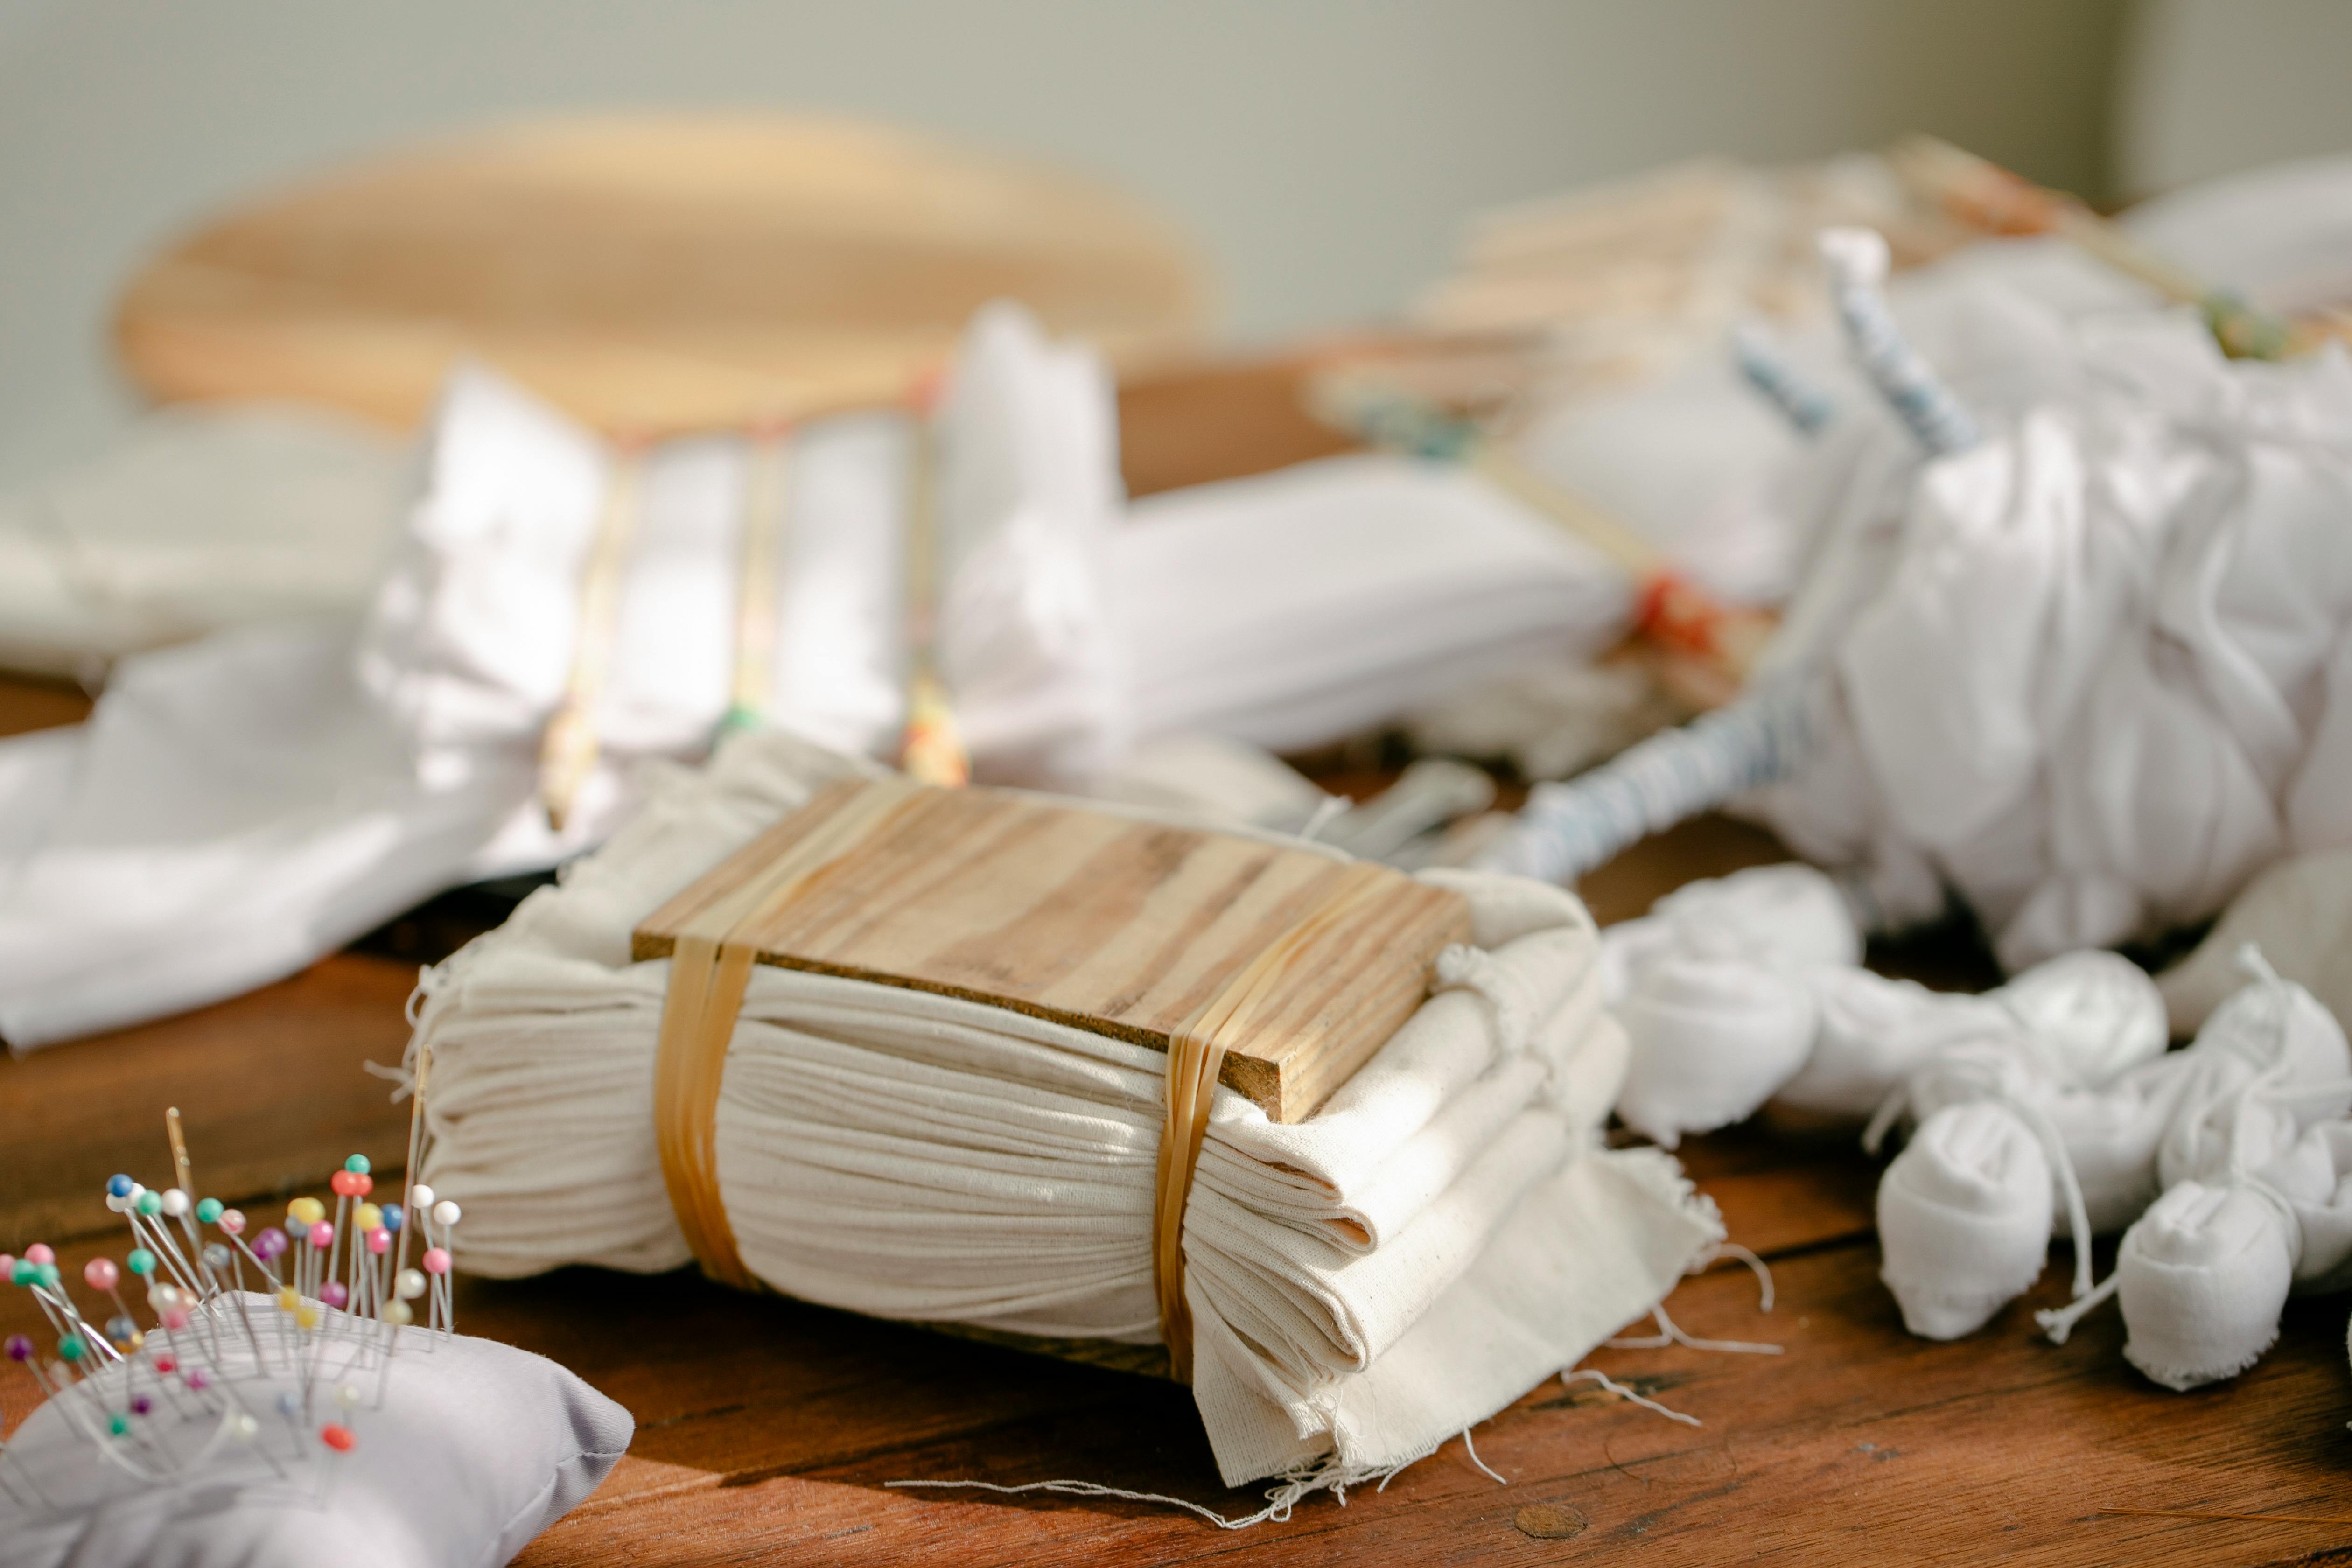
[
  {"xmin": 634, "ymin": 779, "xmax": 1470, "ymax": 1122},
  {"xmin": 113, "ymin": 114, "xmax": 1208, "ymax": 438},
  {"xmin": 4, "ymin": 673, "xmax": 2345, "ymax": 1566}
]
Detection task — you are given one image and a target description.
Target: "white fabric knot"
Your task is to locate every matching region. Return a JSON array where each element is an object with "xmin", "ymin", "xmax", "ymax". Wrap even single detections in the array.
[
  {"xmin": 1876, "ymin": 1102, "xmax": 2053, "ymax": 1339},
  {"xmin": 2115, "ymin": 1182, "xmax": 2296, "ymax": 1391},
  {"xmin": 1613, "ymin": 957, "xmax": 1817, "ymax": 1149}
]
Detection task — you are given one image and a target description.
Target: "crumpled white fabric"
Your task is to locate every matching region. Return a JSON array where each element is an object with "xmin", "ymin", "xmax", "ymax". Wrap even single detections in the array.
[
  {"xmin": 1749, "ymin": 308, "xmax": 2352, "ymax": 971},
  {"xmin": 0, "ymin": 306, "xmax": 1124, "ymax": 1050},
  {"xmin": 0, "ymin": 405, "xmax": 408, "ymax": 680},
  {"xmin": 412, "ymin": 729, "xmax": 1718, "ymax": 1487},
  {"xmin": 2158, "ymin": 846, "xmax": 2352, "ymax": 1037}
]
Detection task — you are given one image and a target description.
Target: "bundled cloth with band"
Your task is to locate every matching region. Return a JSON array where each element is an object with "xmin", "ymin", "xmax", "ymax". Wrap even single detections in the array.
[{"xmin": 406, "ymin": 730, "xmax": 1719, "ymax": 1489}]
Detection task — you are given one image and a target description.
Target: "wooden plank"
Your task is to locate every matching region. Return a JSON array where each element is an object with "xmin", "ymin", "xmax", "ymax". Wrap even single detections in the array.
[
  {"xmin": 633, "ymin": 780, "xmax": 1470, "ymax": 1122},
  {"xmin": 0, "ymin": 953, "xmax": 420, "ymax": 1253},
  {"xmin": 0, "ymin": 677, "xmax": 90, "ymax": 738}
]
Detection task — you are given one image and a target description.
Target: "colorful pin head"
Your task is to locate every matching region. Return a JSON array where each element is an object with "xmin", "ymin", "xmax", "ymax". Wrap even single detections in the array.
[
  {"xmin": 320, "ymin": 1282, "xmax": 349, "ymax": 1309},
  {"xmin": 353, "ymin": 1202, "xmax": 382, "ymax": 1232},
  {"xmin": 25, "ymin": 1244, "xmax": 53, "ymax": 1266},
  {"xmin": 421, "ymin": 1248, "xmax": 452, "ymax": 1276},
  {"xmin": 107, "ymin": 1413, "xmax": 130, "ymax": 1437},
  {"xmin": 105, "ymin": 1314, "xmax": 136, "ymax": 1344},
  {"xmin": 130, "ymin": 1394, "xmax": 153, "ymax": 1416},
  {"xmin": 135, "ymin": 1190, "xmax": 162, "ymax": 1217},
  {"xmin": 126, "ymin": 1248, "xmax": 156, "ymax": 1278},
  {"xmin": 202, "ymin": 1243, "xmax": 231, "ymax": 1270},
  {"xmin": 218, "ymin": 1208, "xmax": 247, "ymax": 1237},
  {"xmin": 381, "ymin": 1208, "xmax": 403, "ymax": 1234},
  {"xmin": 58, "ymin": 1333, "xmax": 85, "ymax": 1362},
  {"xmin": 253, "ymin": 1228, "xmax": 287, "ymax": 1260},
  {"xmin": 105, "ymin": 1174, "xmax": 134, "ymax": 1200},
  {"xmin": 345, "ymin": 1155, "xmax": 371, "ymax": 1176},
  {"xmin": 329, "ymin": 1170, "xmax": 361, "ymax": 1198},
  {"xmin": 309, "ymin": 1221, "xmax": 336, "ymax": 1251},
  {"xmin": 4, "ymin": 1334, "xmax": 30, "ymax": 1361},
  {"xmin": 366, "ymin": 1227, "xmax": 391, "ymax": 1256},
  {"xmin": 185, "ymin": 1367, "xmax": 210, "ymax": 1391},
  {"xmin": 319, "ymin": 1423, "xmax": 356, "ymax": 1453},
  {"xmin": 287, "ymin": 1196, "xmax": 326, "ymax": 1227},
  {"xmin": 196, "ymin": 1197, "xmax": 224, "ymax": 1225},
  {"xmin": 84, "ymin": 1258, "xmax": 119, "ymax": 1291}
]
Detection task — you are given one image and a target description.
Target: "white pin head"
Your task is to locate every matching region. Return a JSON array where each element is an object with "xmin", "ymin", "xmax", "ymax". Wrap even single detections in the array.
[
  {"xmin": 395, "ymin": 1269, "xmax": 426, "ymax": 1301},
  {"xmin": 431, "ymin": 1200, "xmax": 461, "ymax": 1228},
  {"xmin": 161, "ymin": 1189, "xmax": 192, "ymax": 1218},
  {"xmin": 408, "ymin": 1184, "xmax": 435, "ymax": 1212}
]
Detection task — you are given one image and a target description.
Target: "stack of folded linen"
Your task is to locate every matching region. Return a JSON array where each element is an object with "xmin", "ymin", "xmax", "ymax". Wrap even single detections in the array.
[{"xmin": 410, "ymin": 729, "xmax": 1720, "ymax": 1488}]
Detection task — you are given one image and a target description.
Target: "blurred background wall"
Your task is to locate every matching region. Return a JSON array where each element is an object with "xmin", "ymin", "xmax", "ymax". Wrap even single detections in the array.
[{"xmin": 0, "ymin": 0, "xmax": 2344, "ymax": 484}]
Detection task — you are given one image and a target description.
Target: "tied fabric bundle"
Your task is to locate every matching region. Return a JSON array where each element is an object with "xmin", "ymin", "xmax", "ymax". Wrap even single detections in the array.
[
  {"xmin": 407, "ymin": 730, "xmax": 1721, "ymax": 1490},
  {"xmin": 1746, "ymin": 280, "xmax": 2352, "ymax": 970}
]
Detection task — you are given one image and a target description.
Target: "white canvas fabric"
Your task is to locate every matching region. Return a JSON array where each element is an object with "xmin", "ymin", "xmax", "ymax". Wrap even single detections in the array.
[
  {"xmin": 0, "ymin": 1300, "xmax": 631, "ymax": 1568},
  {"xmin": 409, "ymin": 730, "xmax": 1719, "ymax": 1487}
]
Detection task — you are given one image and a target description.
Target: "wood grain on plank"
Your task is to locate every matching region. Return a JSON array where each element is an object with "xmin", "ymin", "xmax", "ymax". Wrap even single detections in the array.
[
  {"xmin": 635, "ymin": 781, "xmax": 1470, "ymax": 1122},
  {"xmin": 0, "ymin": 953, "xmax": 419, "ymax": 1252}
]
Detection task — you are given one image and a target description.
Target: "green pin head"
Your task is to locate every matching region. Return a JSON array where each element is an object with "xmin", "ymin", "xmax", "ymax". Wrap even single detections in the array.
[
  {"xmin": 196, "ymin": 1198, "xmax": 224, "ymax": 1224},
  {"xmin": 126, "ymin": 1249, "xmax": 156, "ymax": 1277},
  {"xmin": 345, "ymin": 1155, "xmax": 371, "ymax": 1175},
  {"xmin": 135, "ymin": 1190, "xmax": 163, "ymax": 1217},
  {"xmin": 57, "ymin": 1333, "xmax": 84, "ymax": 1362}
]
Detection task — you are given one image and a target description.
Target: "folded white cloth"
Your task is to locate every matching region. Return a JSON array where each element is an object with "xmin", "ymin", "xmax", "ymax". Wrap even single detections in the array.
[
  {"xmin": 411, "ymin": 729, "xmax": 1718, "ymax": 1487},
  {"xmin": 0, "ymin": 405, "xmax": 407, "ymax": 680},
  {"xmin": 1113, "ymin": 453, "xmax": 1629, "ymax": 753}
]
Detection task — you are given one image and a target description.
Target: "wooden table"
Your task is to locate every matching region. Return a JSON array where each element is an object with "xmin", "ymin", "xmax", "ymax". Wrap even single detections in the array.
[{"xmin": 4, "ymin": 654, "xmax": 2349, "ymax": 1563}]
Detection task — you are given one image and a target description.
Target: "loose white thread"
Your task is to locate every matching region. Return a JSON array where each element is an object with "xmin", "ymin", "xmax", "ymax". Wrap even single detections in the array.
[
  {"xmin": 1459, "ymin": 1426, "xmax": 1507, "ymax": 1486},
  {"xmin": 1561, "ymin": 1367, "xmax": 1703, "ymax": 1427}
]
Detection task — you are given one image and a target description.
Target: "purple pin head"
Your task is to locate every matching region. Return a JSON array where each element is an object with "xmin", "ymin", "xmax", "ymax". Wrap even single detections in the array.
[
  {"xmin": 320, "ymin": 1281, "xmax": 349, "ymax": 1309},
  {"xmin": 253, "ymin": 1227, "xmax": 288, "ymax": 1261},
  {"xmin": 4, "ymin": 1334, "xmax": 30, "ymax": 1361},
  {"xmin": 130, "ymin": 1394, "xmax": 153, "ymax": 1416}
]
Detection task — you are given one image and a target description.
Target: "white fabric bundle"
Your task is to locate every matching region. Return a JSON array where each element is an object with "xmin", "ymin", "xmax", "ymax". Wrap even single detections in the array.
[
  {"xmin": 1596, "ymin": 861, "xmax": 2169, "ymax": 1148},
  {"xmin": 2158, "ymin": 847, "xmax": 2352, "ymax": 1037},
  {"xmin": 1880, "ymin": 957, "xmax": 2351, "ymax": 1344},
  {"xmin": 0, "ymin": 308, "xmax": 1121, "ymax": 1049},
  {"xmin": 2093, "ymin": 966, "xmax": 2352, "ymax": 1388},
  {"xmin": 1748, "ymin": 309, "xmax": 2352, "ymax": 970},
  {"xmin": 410, "ymin": 730, "xmax": 1719, "ymax": 1487}
]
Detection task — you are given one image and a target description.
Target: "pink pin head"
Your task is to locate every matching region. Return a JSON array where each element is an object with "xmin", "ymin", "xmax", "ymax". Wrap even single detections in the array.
[
  {"xmin": 366, "ymin": 1227, "xmax": 391, "ymax": 1256},
  {"xmin": 218, "ymin": 1209, "xmax": 246, "ymax": 1236},
  {"xmin": 160, "ymin": 1307, "xmax": 189, "ymax": 1331},
  {"xmin": 185, "ymin": 1367, "xmax": 210, "ymax": 1391},
  {"xmin": 24, "ymin": 1244, "xmax": 53, "ymax": 1266},
  {"xmin": 153, "ymin": 1353, "xmax": 176, "ymax": 1374},
  {"xmin": 83, "ymin": 1259, "xmax": 119, "ymax": 1292},
  {"xmin": 308, "ymin": 1221, "xmax": 335, "ymax": 1251},
  {"xmin": 422, "ymin": 1247, "xmax": 452, "ymax": 1276},
  {"xmin": 319, "ymin": 1281, "xmax": 349, "ymax": 1309}
]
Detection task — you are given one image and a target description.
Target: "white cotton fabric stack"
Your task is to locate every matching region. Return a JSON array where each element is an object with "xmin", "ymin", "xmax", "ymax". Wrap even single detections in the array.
[
  {"xmin": 409, "ymin": 729, "xmax": 1719, "ymax": 1487},
  {"xmin": 0, "ymin": 308, "xmax": 1120, "ymax": 1050},
  {"xmin": 1747, "ymin": 305, "xmax": 2352, "ymax": 970}
]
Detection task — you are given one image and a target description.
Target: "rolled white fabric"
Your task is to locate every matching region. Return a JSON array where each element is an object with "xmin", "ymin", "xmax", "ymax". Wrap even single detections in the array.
[
  {"xmin": 1613, "ymin": 955, "xmax": 1818, "ymax": 1148},
  {"xmin": 1991, "ymin": 950, "xmax": 2170, "ymax": 1087},
  {"xmin": 1777, "ymin": 967, "xmax": 2011, "ymax": 1119},
  {"xmin": 413, "ymin": 729, "xmax": 1718, "ymax": 1486},
  {"xmin": 1645, "ymin": 861, "xmax": 1862, "ymax": 972},
  {"xmin": 1877, "ymin": 1102, "xmax": 2053, "ymax": 1339},
  {"xmin": 2117, "ymin": 1181, "xmax": 2296, "ymax": 1391}
]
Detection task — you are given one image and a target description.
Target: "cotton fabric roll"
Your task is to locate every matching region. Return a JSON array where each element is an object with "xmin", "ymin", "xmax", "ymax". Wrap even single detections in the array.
[
  {"xmin": 1613, "ymin": 958, "xmax": 1817, "ymax": 1148},
  {"xmin": 2114, "ymin": 1182, "xmax": 2297, "ymax": 1390},
  {"xmin": 1877, "ymin": 1102, "xmax": 2054, "ymax": 1339},
  {"xmin": 411, "ymin": 729, "xmax": 1717, "ymax": 1487}
]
